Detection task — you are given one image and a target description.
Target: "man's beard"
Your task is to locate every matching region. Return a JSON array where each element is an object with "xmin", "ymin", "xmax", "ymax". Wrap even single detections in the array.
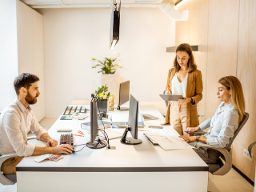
[{"xmin": 25, "ymin": 92, "xmax": 38, "ymax": 105}]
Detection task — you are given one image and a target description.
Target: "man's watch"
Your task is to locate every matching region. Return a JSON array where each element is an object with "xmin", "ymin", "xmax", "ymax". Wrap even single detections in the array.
[{"xmin": 196, "ymin": 136, "xmax": 200, "ymax": 142}]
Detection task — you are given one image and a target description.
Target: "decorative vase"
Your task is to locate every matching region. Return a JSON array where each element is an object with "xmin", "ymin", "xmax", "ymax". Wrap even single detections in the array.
[
  {"xmin": 101, "ymin": 74, "xmax": 118, "ymax": 104},
  {"xmin": 107, "ymin": 96, "xmax": 115, "ymax": 110},
  {"xmin": 97, "ymin": 99, "xmax": 108, "ymax": 113}
]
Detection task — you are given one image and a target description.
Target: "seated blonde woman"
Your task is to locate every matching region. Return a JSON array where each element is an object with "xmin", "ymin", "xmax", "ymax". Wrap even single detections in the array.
[{"xmin": 179, "ymin": 76, "xmax": 245, "ymax": 164}]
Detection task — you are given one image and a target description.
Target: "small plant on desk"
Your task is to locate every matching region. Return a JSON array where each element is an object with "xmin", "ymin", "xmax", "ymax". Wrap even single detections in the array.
[
  {"xmin": 94, "ymin": 85, "xmax": 115, "ymax": 113},
  {"xmin": 95, "ymin": 85, "xmax": 113, "ymax": 101}
]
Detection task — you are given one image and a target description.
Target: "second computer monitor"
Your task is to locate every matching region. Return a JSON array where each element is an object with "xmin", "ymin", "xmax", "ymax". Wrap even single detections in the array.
[
  {"xmin": 117, "ymin": 80, "xmax": 130, "ymax": 110},
  {"xmin": 129, "ymin": 94, "xmax": 139, "ymax": 139},
  {"xmin": 120, "ymin": 94, "xmax": 142, "ymax": 145}
]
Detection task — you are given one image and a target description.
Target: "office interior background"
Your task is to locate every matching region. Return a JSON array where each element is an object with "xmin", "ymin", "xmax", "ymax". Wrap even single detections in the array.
[{"xmin": 0, "ymin": 0, "xmax": 256, "ymax": 191}]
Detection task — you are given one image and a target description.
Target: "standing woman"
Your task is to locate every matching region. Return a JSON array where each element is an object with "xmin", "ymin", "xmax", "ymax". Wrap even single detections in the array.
[{"xmin": 163, "ymin": 43, "xmax": 203, "ymax": 136}]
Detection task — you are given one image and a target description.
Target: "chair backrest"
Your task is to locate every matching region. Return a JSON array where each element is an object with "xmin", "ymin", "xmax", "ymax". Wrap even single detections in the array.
[{"xmin": 226, "ymin": 112, "xmax": 249, "ymax": 150}]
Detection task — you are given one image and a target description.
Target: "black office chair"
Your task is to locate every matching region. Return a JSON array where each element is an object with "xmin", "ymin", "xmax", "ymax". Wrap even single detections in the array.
[{"xmin": 194, "ymin": 112, "xmax": 249, "ymax": 175}]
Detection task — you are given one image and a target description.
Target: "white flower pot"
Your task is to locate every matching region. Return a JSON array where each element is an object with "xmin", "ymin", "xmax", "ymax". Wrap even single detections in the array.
[{"xmin": 101, "ymin": 74, "xmax": 118, "ymax": 104}]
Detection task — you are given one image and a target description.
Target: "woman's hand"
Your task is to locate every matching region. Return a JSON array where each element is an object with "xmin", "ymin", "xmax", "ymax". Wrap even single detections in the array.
[
  {"xmin": 185, "ymin": 126, "xmax": 200, "ymax": 133},
  {"xmin": 165, "ymin": 88, "xmax": 172, "ymax": 94},
  {"xmin": 179, "ymin": 135, "xmax": 196, "ymax": 143},
  {"xmin": 178, "ymin": 97, "xmax": 191, "ymax": 104}
]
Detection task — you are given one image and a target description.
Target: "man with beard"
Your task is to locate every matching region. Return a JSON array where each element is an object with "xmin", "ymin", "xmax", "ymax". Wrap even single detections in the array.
[{"xmin": 0, "ymin": 73, "xmax": 73, "ymax": 175}]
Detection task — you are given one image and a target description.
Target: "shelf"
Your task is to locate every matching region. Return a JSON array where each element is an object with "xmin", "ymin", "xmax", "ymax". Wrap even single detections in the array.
[{"xmin": 166, "ymin": 45, "xmax": 199, "ymax": 52}]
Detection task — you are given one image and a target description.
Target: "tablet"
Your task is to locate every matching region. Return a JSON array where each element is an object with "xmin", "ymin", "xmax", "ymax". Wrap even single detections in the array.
[{"xmin": 159, "ymin": 94, "xmax": 183, "ymax": 101}]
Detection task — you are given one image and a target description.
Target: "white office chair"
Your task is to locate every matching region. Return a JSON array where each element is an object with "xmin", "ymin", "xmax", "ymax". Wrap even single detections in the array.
[
  {"xmin": 0, "ymin": 136, "xmax": 37, "ymax": 185},
  {"xmin": 193, "ymin": 112, "xmax": 249, "ymax": 175}
]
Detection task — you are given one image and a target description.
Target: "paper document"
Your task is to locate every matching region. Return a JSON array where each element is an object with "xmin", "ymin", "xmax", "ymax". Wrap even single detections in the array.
[
  {"xmin": 98, "ymin": 129, "xmax": 123, "ymax": 140},
  {"xmin": 111, "ymin": 114, "xmax": 129, "ymax": 123},
  {"xmin": 111, "ymin": 113, "xmax": 143, "ymax": 123},
  {"xmin": 157, "ymin": 136, "xmax": 194, "ymax": 150}
]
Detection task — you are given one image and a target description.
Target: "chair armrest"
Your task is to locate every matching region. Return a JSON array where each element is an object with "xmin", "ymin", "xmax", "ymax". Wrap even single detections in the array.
[
  {"xmin": 197, "ymin": 143, "xmax": 232, "ymax": 175},
  {"xmin": 0, "ymin": 153, "xmax": 17, "ymax": 185},
  {"xmin": 27, "ymin": 136, "xmax": 37, "ymax": 140}
]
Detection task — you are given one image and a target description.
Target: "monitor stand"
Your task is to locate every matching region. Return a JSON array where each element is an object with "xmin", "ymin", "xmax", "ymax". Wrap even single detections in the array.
[
  {"xmin": 117, "ymin": 105, "xmax": 129, "ymax": 111},
  {"xmin": 120, "ymin": 128, "xmax": 142, "ymax": 145},
  {"xmin": 86, "ymin": 137, "xmax": 107, "ymax": 149}
]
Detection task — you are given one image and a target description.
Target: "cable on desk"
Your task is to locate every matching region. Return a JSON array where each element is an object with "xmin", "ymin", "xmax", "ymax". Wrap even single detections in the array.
[{"xmin": 97, "ymin": 105, "xmax": 110, "ymax": 149}]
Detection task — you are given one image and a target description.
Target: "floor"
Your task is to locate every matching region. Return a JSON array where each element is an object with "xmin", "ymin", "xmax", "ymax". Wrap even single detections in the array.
[{"xmin": 0, "ymin": 117, "xmax": 254, "ymax": 192}]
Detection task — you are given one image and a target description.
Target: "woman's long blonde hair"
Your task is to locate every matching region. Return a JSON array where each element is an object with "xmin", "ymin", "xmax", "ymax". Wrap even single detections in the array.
[{"xmin": 218, "ymin": 76, "xmax": 245, "ymax": 122}]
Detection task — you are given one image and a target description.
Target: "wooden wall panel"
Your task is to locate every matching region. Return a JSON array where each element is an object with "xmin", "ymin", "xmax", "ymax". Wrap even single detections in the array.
[
  {"xmin": 188, "ymin": 0, "xmax": 208, "ymax": 123},
  {"xmin": 234, "ymin": 0, "xmax": 256, "ymax": 182},
  {"xmin": 175, "ymin": 0, "xmax": 209, "ymax": 123},
  {"xmin": 175, "ymin": 21, "xmax": 189, "ymax": 46},
  {"xmin": 175, "ymin": 0, "xmax": 256, "ymax": 182},
  {"xmin": 205, "ymin": 0, "xmax": 240, "ymax": 119}
]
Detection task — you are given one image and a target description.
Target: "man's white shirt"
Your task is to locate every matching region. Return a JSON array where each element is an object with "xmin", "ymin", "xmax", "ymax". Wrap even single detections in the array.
[{"xmin": 0, "ymin": 99, "xmax": 47, "ymax": 156}]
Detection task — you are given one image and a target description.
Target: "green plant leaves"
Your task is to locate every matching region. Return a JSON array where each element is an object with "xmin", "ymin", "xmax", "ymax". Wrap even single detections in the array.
[
  {"xmin": 91, "ymin": 57, "xmax": 121, "ymax": 74},
  {"xmin": 248, "ymin": 142, "xmax": 256, "ymax": 158},
  {"xmin": 94, "ymin": 85, "xmax": 112, "ymax": 100}
]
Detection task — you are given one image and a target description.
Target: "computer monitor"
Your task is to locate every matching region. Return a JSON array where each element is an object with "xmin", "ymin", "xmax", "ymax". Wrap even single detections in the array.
[
  {"xmin": 120, "ymin": 94, "xmax": 142, "ymax": 145},
  {"xmin": 117, "ymin": 80, "xmax": 130, "ymax": 111},
  {"xmin": 86, "ymin": 94, "xmax": 107, "ymax": 149}
]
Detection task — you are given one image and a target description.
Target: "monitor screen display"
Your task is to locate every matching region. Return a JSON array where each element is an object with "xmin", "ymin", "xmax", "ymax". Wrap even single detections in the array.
[
  {"xmin": 119, "ymin": 80, "xmax": 130, "ymax": 106},
  {"xmin": 129, "ymin": 94, "xmax": 138, "ymax": 139}
]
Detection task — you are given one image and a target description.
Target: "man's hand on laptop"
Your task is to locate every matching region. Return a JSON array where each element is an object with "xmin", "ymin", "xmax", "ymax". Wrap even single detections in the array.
[
  {"xmin": 53, "ymin": 144, "xmax": 73, "ymax": 155},
  {"xmin": 47, "ymin": 139, "xmax": 58, "ymax": 147}
]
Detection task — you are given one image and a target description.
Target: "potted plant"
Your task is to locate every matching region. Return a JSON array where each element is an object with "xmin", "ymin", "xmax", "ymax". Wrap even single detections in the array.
[
  {"xmin": 94, "ymin": 85, "xmax": 114, "ymax": 113},
  {"xmin": 92, "ymin": 57, "xmax": 122, "ymax": 104},
  {"xmin": 92, "ymin": 57, "xmax": 121, "ymax": 74}
]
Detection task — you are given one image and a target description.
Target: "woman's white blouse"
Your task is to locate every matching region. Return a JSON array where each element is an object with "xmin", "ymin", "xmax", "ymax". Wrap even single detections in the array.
[
  {"xmin": 171, "ymin": 73, "xmax": 187, "ymax": 98},
  {"xmin": 199, "ymin": 102, "xmax": 239, "ymax": 148}
]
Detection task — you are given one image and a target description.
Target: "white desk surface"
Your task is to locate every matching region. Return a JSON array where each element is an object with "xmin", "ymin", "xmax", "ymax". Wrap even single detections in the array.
[{"xmin": 17, "ymin": 105, "xmax": 208, "ymax": 172}]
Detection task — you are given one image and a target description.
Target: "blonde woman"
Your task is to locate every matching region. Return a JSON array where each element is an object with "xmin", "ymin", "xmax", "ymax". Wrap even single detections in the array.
[
  {"xmin": 163, "ymin": 43, "xmax": 203, "ymax": 136},
  {"xmin": 180, "ymin": 76, "xmax": 245, "ymax": 163}
]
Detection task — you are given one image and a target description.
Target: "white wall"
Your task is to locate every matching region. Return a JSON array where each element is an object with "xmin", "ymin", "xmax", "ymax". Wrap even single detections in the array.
[
  {"xmin": 0, "ymin": 0, "xmax": 18, "ymax": 110},
  {"xmin": 16, "ymin": 0, "xmax": 46, "ymax": 121},
  {"xmin": 40, "ymin": 7, "xmax": 176, "ymax": 117},
  {"xmin": 0, "ymin": 0, "xmax": 45, "ymax": 121}
]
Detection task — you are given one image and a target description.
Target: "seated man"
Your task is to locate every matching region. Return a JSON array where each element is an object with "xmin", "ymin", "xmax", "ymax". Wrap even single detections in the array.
[{"xmin": 0, "ymin": 73, "xmax": 73, "ymax": 175}]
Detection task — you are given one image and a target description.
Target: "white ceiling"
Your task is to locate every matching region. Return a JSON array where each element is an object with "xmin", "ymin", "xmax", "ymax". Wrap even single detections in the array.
[
  {"xmin": 21, "ymin": 0, "xmax": 165, "ymax": 8},
  {"xmin": 19, "ymin": 0, "xmax": 187, "ymax": 21}
]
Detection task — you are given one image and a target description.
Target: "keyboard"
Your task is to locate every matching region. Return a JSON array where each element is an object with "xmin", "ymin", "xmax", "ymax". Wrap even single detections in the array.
[
  {"xmin": 143, "ymin": 132, "xmax": 161, "ymax": 145},
  {"xmin": 144, "ymin": 132, "xmax": 193, "ymax": 150},
  {"xmin": 59, "ymin": 133, "xmax": 74, "ymax": 146}
]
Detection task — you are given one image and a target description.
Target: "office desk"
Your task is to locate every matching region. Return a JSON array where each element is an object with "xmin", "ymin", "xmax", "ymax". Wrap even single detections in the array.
[{"xmin": 17, "ymin": 105, "xmax": 208, "ymax": 192}]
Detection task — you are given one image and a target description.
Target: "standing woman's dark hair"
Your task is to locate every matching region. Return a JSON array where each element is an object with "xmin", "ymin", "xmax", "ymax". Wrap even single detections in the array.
[{"xmin": 173, "ymin": 43, "xmax": 197, "ymax": 73}]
